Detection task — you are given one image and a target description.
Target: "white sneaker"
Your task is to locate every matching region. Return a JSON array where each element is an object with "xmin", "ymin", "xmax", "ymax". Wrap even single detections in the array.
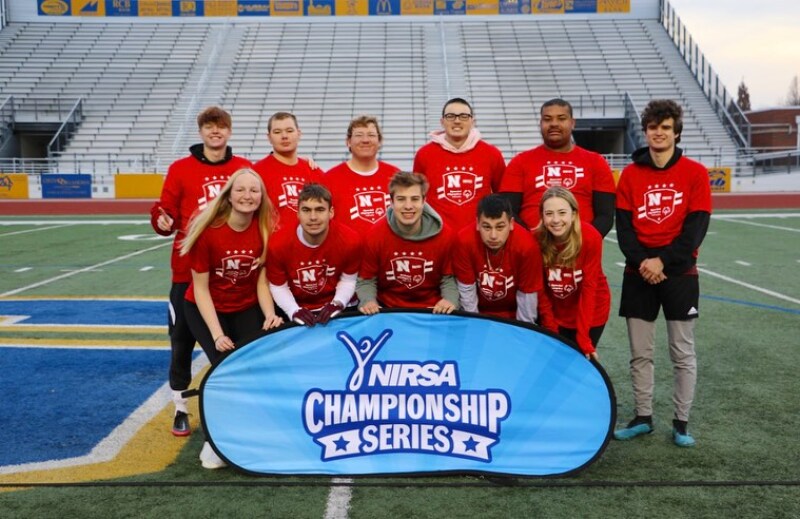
[{"xmin": 199, "ymin": 441, "xmax": 227, "ymax": 470}]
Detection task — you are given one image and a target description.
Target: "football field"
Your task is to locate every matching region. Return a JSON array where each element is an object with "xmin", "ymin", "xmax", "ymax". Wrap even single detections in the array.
[{"xmin": 0, "ymin": 211, "xmax": 798, "ymax": 518}]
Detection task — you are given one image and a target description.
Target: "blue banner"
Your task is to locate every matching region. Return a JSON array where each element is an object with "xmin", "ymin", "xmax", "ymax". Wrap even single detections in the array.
[
  {"xmin": 201, "ymin": 311, "xmax": 615, "ymax": 477},
  {"xmin": 41, "ymin": 174, "xmax": 92, "ymax": 199}
]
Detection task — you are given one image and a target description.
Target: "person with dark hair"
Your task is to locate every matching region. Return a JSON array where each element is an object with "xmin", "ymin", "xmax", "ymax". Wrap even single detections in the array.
[
  {"xmin": 613, "ymin": 99, "xmax": 712, "ymax": 448},
  {"xmin": 453, "ymin": 194, "xmax": 550, "ymax": 323},
  {"xmin": 357, "ymin": 171, "xmax": 457, "ymax": 314},
  {"xmin": 267, "ymin": 183, "xmax": 361, "ymax": 326},
  {"xmin": 253, "ymin": 111, "xmax": 323, "ymax": 227},
  {"xmin": 534, "ymin": 187, "xmax": 610, "ymax": 361},
  {"xmin": 413, "ymin": 97, "xmax": 506, "ymax": 230},
  {"xmin": 324, "ymin": 115, "xmax": 400, "ymax": 234},
  {"xmin": 150, "ymin": 106, "xmax": 252, "ymax": 437},
  {"xmin": 499, "ymin": 98, "xmax": 616, "ymax": 236}
]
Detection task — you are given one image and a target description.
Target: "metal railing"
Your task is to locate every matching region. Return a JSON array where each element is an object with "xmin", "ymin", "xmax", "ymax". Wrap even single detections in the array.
[
  {"xmin": 47, "ymin": 98, "xmax": 84, "ymax": 156},
  {"xmin": 660, "ymin": 0, "xmax": 752, "ymax": 148},
  {"xmin": 623, "ymin": 93, "xmax": 646, "ymax": 149},
  {"xmin": 0, "ymin": 96, "xmax": 14, "ymax": 151},
  {"xmin": 13, "ymin": 96, "xmax": 83, "ymax": 122}
]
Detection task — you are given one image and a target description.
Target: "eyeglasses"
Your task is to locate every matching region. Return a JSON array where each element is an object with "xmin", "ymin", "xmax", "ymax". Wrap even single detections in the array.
[
  {"xmin": 443, "ymin": 113, "xmax": 473, "ymax": 122},
  {"xmin": 351, "ymin": 133, "xmax": 380, "ymax": 139}
]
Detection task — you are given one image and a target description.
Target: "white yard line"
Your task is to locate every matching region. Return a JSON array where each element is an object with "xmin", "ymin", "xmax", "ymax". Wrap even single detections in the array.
[
  {"xmin": 324, "ymin": 478, "xmax": 353, "ymax": 519},
  {"xmin": 604, "ymin": 236, "xmax": 799, "ymax": 306},
  {"xmin": 715, "ymin": 218, "xmax": 800, "ymax": 233},
  {"xmin": 712, "ymin": 213, "xmax": 800, "ymax": 219},
  {"xmin": 734, "ymin": 261, "xmax": 751, "ymax": 267},
  {"xmin": 0, "ymin": 224, "xmax": 75, "ymax": 237},
  {"xmin": 697, "ymin": 268, "xmax": 800, "ymax": 306},
  {"xmin": 0, "ymin": 219, "xmax": 149, "ymax": 225},
  {"xmin": 0, "ymin": 242, "xmax": 171, "ymax": 297}
]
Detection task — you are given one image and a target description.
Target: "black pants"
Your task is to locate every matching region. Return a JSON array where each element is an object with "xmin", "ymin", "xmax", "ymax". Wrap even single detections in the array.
[
  {"xmin": 168, "ymin": 282, "xmax": 197, "ymax": 391},
  {"xmin": 557, "ymin": 324, "xmax": 606, "ymax": 350},
  {"xmin": 183, "ymin": 300, "xmax": 265, "ymax": 364}
]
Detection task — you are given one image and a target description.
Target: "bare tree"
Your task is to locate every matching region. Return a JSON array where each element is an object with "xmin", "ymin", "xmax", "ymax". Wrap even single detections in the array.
[
  {"xmin": 786, "ymin": 75, "xmax": 800, "ymax": 106},
  {"xmin": 737, "ymin": 80, "xmax": 751, "ymax": 111}
]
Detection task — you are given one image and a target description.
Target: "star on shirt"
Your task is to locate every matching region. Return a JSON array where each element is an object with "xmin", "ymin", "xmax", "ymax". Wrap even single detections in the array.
[{"xmin": 463, "ymin": 436, "xmax": 479, "ymax": 452}]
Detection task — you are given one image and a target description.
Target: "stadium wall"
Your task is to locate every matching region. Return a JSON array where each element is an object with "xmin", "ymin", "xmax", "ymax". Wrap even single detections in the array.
[{"xmin": 10, "ymin": 0, "xmax": 660, "ymax": 22}]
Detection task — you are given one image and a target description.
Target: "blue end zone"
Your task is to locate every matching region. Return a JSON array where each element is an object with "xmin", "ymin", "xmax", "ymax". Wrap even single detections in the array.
[
  {"xmin": 0, "ymin": 347, "xmax": 170, "ymax": 466},
  {"xmin": 0, "ymin": 300, "xmax": 166, "ymax": 326}
]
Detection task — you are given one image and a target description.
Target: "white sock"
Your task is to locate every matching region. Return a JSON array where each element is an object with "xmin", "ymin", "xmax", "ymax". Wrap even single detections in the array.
[{"xmin": 173, "ymin": 390, "xmax": 188, "ymax": 415}]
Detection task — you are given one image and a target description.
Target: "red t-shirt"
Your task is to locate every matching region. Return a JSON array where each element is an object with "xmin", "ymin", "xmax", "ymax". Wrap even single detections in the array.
[
  {"xmin": 541, "ymin": 223, "xmax": 610, "ymax": 354},
  {"xmin": 150, "ymin": 153, "xmax": 252, "ymax": 283},
  {"xmin": 453, "ymin": 224, "xmax": 543, "ymax": 319},
  {"xmin": 616, "ymin": 155, "xmax": 712, "ymax": 251},
  {"xmin": 252, "ymin": 154, "xmax": 323, "ymax": 229},
  {"xmin": 324, "ymin": 161, "xmax": 400, "ymax": 235},
  {"xmin": 360, "ymin": 220, "xmax": 455, "ymax": 308},
  {"xmin": 185, "ymin": 219, "xmax": 264, "ymax": 313},
  {"xmin": 500, "ymin": 145, "xmax": 615, "ymax": 229},
  {"xmin": 413, "ymin": 140, "xmax": 506, "ymax": 230},
  {"xmin": 266, "ymin": 221, "xmax": 361, "ymax": 310}
]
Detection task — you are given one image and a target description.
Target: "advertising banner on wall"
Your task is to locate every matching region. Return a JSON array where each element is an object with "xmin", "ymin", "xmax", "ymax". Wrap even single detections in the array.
[
  {"xmin": 38, "ymin": 0, "xmax": 629, "ymax": 17},
  {"xmin": 0, "ymin": 174, "xmax": 30, "ymax": 199},
  {"xmin": 201, "ymin": 310, "xmax": 615, "ymax": 477},
  {"xmin": 41, "ymin": 174, "xmax": 92, "ymax": 199}
]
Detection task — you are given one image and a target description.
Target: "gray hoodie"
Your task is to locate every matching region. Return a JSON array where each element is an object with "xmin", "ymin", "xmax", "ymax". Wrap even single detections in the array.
[{"xmin": 356, "ymin": 203, "xmax": 459, "ymax": 308}]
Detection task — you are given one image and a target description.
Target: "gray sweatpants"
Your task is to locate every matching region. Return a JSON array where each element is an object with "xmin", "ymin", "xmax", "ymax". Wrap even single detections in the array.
[{"xmin": 626, "ymin": 317, "xmax": 697, "ymax": 422}]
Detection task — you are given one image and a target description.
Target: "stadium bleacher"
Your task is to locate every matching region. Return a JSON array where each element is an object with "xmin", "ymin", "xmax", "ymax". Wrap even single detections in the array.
[{"xmin": 0, "ymin": 8, "xmax": 739, "ymax": 179}]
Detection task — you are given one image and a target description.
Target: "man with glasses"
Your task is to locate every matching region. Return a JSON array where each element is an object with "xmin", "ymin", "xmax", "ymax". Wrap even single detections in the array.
[
  {"xmin": 499, "ymin": 98, "xmax": 615, "ymax": 236},
  {"xmin": 324, "ymin": 115, "xmax": 400, "ymax": 234},
  {"xmin": 413, "ymin": 97, "xmax": 506, "ymax": 231}
]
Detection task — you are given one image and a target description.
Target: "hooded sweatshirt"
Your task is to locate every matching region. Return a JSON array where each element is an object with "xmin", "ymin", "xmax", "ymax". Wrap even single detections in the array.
[
  {"xmin": 616, "ymin": 146, "xmax": 712, "ymax": 276},
  {"xmin": 413, "ymin": 128, "xmax": 506, "ymax": 230},
  {"xmin": 356, "ymin": 203, "xmax": 458, "ymax": 308}
]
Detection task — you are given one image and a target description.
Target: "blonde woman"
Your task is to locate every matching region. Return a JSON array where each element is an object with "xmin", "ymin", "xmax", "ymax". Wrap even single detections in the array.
[
  {"xmin": 535, "ymin": 186, "xmax": 610, "ymax": 361},
  {"xmin": 180, "ymin": 168, "xmax": 283, "ymax": 469},
  {"xmin": 181, "ymin": 167, "xmax": 283, "ymax": 361}
]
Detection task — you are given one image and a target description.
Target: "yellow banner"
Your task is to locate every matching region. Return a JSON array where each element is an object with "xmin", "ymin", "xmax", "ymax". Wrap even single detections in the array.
[
  {"xmin": 0, "ymin": 174, "xmax": 30, "ymax": 199},
  {"xmin": 73, "ymin": 0, "xmax": 106, "ymax": 16},
  {"xmin": 205, "ymin": 0, "xmax": 238, "ymax": 15},
  {"xmin": 137, "ymin": 0, "xmax": 172, "ymax": 16},
  {"xmin": 533, "ymin": 0, "xmax": 565, "ymax": 14},
  {"xmin": 403, "ymin": 0, "xmax": 434, "ymax": 15},
  {"xmin": 335, "ymin": 0, "xmax": 368, "ymax": 15},
  {"xmin": 467, "ymin": 0, "xmax": 499, "ymax": 14},
  {"xmin": 597, "ymin": 0, "xmax": 630, "ymax": 13},
  {"xmin": 708, "ymin": 167, "xmax": 731, "ymax": 193},
  {"xmin": 115, "ymin": 174, "xmax": 165, "ymax": 199}
]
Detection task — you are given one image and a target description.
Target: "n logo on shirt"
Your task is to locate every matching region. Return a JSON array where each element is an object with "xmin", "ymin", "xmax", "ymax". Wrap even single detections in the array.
[
  {"xmin": 278, "ymin": 179, "xmax": 305, "ymax": 212},
  {"xmin": 479, "ymin": 271, "xmax": 514, "ymax": 301},
  {"xmin": 216, "ymin": 253, "xmax": 258, "ymax": 284},
  {"xmin": 350, "ymin": 189, "xmax": 390, "ymax": 224},
  {"xmin": 536, "ymin": 164, "xmax": 585, "ymax": 190},
  {"xmin": 386, "ymin": 254, "xmax": 433, "ymax": 289},
  {"xmin": 547, "ymin": 267, "xmax": 582, "ymax": 299},
  {"xmin": 197, "ymin": 177, "xmax": 229, "ymax": 210},
  {"xmin": 294, "ymin": 262, "xmax": 335, "ymax": 295},
  {"xmin": 638, "ymin": 186, "xmax": 683, "ymax": 224},
  {"xmin": 437, "ymin": 170, "xmax": 482, "ymax": 206}
]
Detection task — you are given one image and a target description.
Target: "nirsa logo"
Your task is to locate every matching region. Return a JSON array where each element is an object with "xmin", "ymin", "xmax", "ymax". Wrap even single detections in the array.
[{"xmin": 302, "ymin": 329, "xmax": 511, "ymax": 462}]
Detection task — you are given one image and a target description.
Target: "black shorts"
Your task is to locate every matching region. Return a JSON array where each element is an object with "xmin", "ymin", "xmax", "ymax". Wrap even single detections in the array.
[{"xmin": 619, "ymin": 271, "xmax": 700, "ymax": 321}]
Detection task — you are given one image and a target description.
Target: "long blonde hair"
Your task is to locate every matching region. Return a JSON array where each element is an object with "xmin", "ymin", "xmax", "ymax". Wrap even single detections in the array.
[
  {"xmin": 534, "ymin": 186, "xmax": 582, "ymax": 269},
  {"xmin": 180, "ymin": 168, "xmax": 276, "ymax": 264}
]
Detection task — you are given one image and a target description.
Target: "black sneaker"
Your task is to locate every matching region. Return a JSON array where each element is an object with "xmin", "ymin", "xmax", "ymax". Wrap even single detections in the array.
[{"xmin": 172, "ymin": 411, "xmax": 191, "ymax": 437}]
